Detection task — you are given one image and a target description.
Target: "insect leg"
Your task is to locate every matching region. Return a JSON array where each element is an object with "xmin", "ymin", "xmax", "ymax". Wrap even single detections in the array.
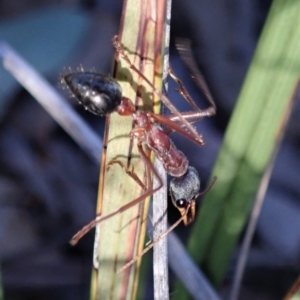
[
  {"xmin": 175, "ymin": 38, "xmax": 216, "ymax": 115},
  {"xmin": 168, "ymin": 66, "xmax": 216, "ymax": 123},
  {"xmin": 117, "ymin": 203, "xmax": 191, "ymax": 273},
  {"xmin": 168, "ymin": 65, "xmax": 200, "ymax": 112},
  {"xmin": 106, "ymin": 159, "xmax": 147, "ymax": 190},
  {"xmin": 112, "ymin": 35, "xmax": 204, "ymax": 145},
  {"xmin": 70, "ymin": 144, "xmax": 162, "ymax": 245}
]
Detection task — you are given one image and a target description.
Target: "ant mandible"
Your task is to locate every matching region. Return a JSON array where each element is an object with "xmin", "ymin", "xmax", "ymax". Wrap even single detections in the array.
[{"xmin": 61, "ymin": 35, "xmax": 216, "ymax": 267}]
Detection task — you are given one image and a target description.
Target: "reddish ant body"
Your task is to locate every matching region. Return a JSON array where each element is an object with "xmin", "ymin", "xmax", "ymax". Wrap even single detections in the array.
[{"xmin": 61, "ymin": 36, "xmax": 216, "ymax": 261}]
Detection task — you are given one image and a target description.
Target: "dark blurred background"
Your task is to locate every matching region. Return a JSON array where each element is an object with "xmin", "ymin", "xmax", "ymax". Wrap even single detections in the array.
[{"xmin": 0, "ymin": 1, "xmax": 299, "ymax": 299}]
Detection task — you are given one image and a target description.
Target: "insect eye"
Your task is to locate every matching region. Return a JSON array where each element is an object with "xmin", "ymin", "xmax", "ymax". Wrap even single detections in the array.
[{"xmin": 176, "ymin": 199, "xmax": 187, "ymax": 208}]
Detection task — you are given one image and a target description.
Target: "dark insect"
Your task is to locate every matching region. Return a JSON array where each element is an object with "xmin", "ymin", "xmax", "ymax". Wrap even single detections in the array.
[
  {"xmin": 64, "ymin": 73, "xmax": 122, "ymax": 115},
  {"xmin": 61, "ymin": 35, "xmax": 216, "ymax": 269}
]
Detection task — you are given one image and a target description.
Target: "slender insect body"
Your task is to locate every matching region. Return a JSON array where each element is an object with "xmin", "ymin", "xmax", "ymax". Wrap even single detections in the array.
[
  {"xmin": 128, "ymin": 110, "xmax": 189, "ymax": 177},
  {"xmin": 63, "ymin": 36, "xmax": 217, "ymax": 270},
  {"xmin": 62, "ymin": 72, "xmax": 190, "ymax": 179},
  {"xmin": 144, "ymin": 124, "xmax": 189, "ymax": 177}
]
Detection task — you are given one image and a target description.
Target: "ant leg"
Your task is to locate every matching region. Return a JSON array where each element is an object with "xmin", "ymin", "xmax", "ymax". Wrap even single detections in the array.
[
  {"xmin": 70, "ymin": 144, "xmax": 163, "ymax": 246},
  {"xmin": 112, "ymin": 35, "xmax": 204, "ymax": 145},
  {"xmin": 149, "ymin": 112, "xmax": 204, "ymax": 146},
  {"xmin": 155, "ymin": 64, "xmax": 216, "ymax": 135},
  {"xmin": 117, "ymin": 202, "xmax": 191, "ymax": 273},
  {"xmin": 106, "ymin": 143, "xmax": 154, "ymax": 191},
  {"xmin": 175, "ymin": 38, "xmax": 216, "ymax": 116},
  {"xmin": 167, "ymin": 108, "xmax": 214, "ymax": 125},
  {"xmin": 168, "ymin": 65, "xmax": 200, "ymax": 112},
  {"xmin": 106, "ymin": 160, "xmax": 147, "ymax": 191},
  {"xmin": 117, "ymin": 176, "xmax": 218, "ymax": 272},
  {"xmin": 168, "ymin": 66, "xmax": 216, "ymax": 123}
]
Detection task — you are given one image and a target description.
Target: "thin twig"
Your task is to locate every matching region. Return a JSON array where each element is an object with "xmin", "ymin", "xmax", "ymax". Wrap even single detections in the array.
[
  {"xmin": 152, "ymin": 0, "xmax": 172, "ymax": 299},
  {"xmin": 153, "ymin": 159, "xmax": 168, "ymax": 299},
  {"xmin": 229, "ymin": 82, "xmax": 298, "ymax": 300},
  {"xmin": 0, "ymin": 42, "xmax": 102, "ymax": 164},
  {"xmin": 168, "ymin": 232, "xmax": 222, "ymax": 300}
]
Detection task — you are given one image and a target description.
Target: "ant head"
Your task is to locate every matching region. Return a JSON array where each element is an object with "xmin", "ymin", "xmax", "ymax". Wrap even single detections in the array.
[
  {"xmin": 170, "ymin": 166, "xmax": 200, "ymax": 225},
  {"xmin": 61, "ymin": 72, "xmax": 122, "ymax": 116}
]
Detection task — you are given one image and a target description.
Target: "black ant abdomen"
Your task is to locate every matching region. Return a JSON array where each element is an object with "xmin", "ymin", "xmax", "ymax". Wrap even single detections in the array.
[{"xmin": 62, "ymin": 72, "xmax": 122, "ymax": 116}]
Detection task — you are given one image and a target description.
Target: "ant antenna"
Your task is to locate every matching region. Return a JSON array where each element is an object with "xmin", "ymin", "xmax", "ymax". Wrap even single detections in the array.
[
  {"xmin": 117, "ymin": 176, "xmax": 217, "ymax": 273},
  {"xmin": 117, "ymin": 204, "xmax": 191, "ymax": 273}
]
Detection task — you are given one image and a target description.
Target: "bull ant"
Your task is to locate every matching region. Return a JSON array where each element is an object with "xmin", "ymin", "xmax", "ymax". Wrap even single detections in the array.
[{"xmin": 61, "ymin": 35, "xmax": 216, "ymax": 271}]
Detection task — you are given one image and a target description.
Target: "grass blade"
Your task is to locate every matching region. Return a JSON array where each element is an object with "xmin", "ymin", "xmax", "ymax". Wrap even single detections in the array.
[
  {"xmin": 197, "ymin": 0, "xmax": 300, "ymax": 285},
  {"xmin": 173, "ymin": 0, "xmax": 300, "ymax": 297},
  {"xmin": 91, "ymin": 0, "xmax": 169, "ymax": 299},
  {"xmin": 284, "ymin": 276, "xmax": 300, "ymax": 300},
  {"xmin": 229, "ymin": 82, "xmax": 296, "ymax": 299}
]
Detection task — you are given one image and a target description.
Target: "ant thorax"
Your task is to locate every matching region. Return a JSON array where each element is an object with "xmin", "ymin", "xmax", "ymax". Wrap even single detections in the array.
[
  {"xmin": 144, "ymin": 123, "xmax": 189, "ymax": 177},
  {"xmin": 133, "ymin": 110, "xmax": 152, "ymax": 128}
]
